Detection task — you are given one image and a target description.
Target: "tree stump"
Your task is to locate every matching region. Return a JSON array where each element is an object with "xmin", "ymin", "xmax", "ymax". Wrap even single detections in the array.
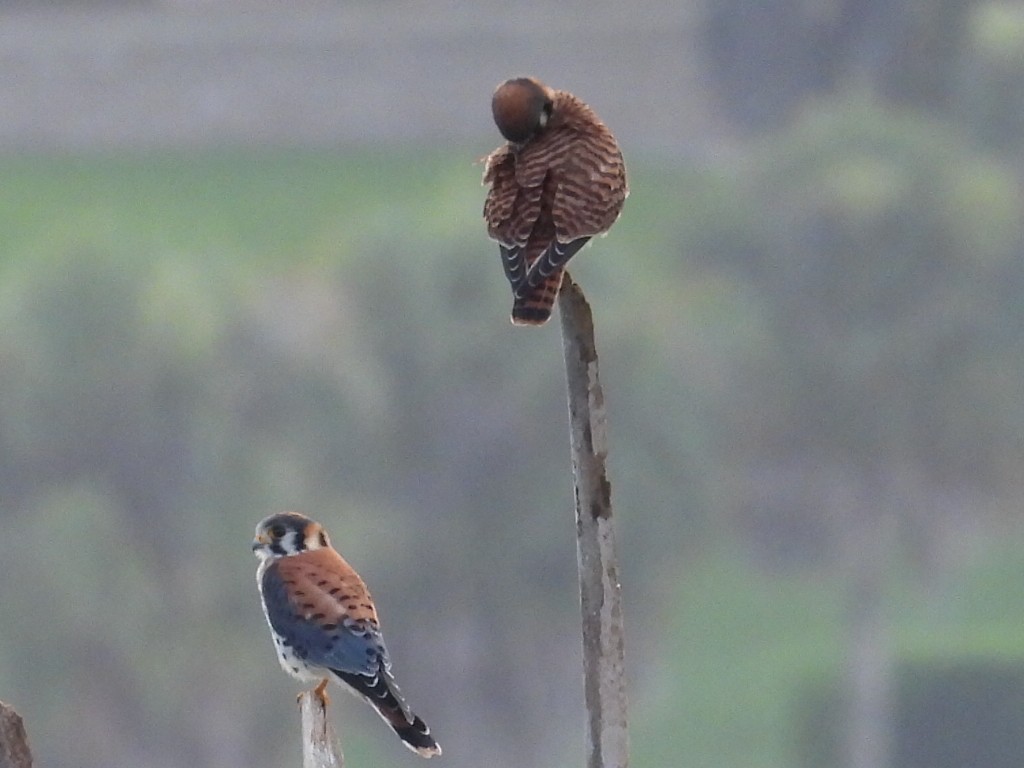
[{"xmin": 0, "ymin": 702, "xmax": 33, "ymax": 768}]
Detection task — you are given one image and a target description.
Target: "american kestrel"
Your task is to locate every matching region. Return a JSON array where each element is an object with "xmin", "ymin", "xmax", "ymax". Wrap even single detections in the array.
[
  {"xmin": 482, "ymin": 76, "xmax": 628, "ymax": 325},
  {"xmin": 252, "ymin": 512, "xmax": 440, "ymax": 758}
]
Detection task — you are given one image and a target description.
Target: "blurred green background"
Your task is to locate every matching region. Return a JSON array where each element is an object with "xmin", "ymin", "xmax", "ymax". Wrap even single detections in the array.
[{"xmin": 2, "ymin": 2, "xmax": 1024, "ymax": 768}]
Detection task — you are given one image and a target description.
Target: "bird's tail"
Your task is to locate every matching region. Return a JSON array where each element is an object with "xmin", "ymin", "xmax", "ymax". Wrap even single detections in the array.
[
  {"xmin": 332, "ymin": 666, "xmax": 441, "ymax": 758},
  {"xmin": 511, "ymin": 270, "xmax": 565, "ymax": 325}
]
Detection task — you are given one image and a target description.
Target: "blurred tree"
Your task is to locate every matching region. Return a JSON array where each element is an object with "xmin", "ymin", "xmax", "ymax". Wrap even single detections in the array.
[
  {"xmin": 722, "ymin": 97, "xmax": 1024, "ymax": 768},
  {"xmin": 0, "ymin": 253, "xmax": 271, "ymax": 766},
  {"xmin": 955, "ymin": 2, "xmax": 1024, "ymax": 154},
  {"xmin": 0, "ymin": 254, "xmax": 219, "ymax": 571},
  {"xmin": 0, "ymin": 150, "xmax": 722, "ymax": 768},
  {"xmin": 799, "ymin": 660, "xmax": 1024, "ymax": 768},
  {"xmin": 702, "ymin": 0, "xmax": 981, "ymax": 130}
]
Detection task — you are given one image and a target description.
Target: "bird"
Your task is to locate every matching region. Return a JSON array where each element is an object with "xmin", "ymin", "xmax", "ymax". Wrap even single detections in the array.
[
  {"xmin": 482, "ymin": 76, "xmax": 628, "ymax": 325},
  {"xmin": 252, "ymin": 511, "xmax": 441, "ymax": 758}
]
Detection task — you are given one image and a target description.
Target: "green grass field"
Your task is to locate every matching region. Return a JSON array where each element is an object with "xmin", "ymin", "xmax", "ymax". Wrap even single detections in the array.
[{"xmin": 633, "ymin": 539, "xmax": 1024, "ymax": 768}]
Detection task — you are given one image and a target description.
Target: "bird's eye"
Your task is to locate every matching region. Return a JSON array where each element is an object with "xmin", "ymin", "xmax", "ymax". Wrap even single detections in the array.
[{"xmin": 269, "ymin": 524, "xmax": 288, "ymax": 539}]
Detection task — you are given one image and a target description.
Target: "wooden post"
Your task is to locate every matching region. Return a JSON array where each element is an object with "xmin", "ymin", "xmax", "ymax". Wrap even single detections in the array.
[
  {"xmin": 298, "ymin": 687, "xmax": 344, "ymax": 768},
  {"xmin": 558, "ymin": 274, "xmax": 629, "ymax": 768},
  {"xmin": 0, "ymin": 702, "xmax": 33, "ymax": 768}
]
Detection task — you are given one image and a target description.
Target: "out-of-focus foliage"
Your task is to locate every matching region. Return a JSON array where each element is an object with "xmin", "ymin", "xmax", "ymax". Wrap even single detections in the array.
[
  {"xmin": 633, "ymin": 539, "xmax": 1024, "ymax": 768},
  {"xmin": 2, "ymin": 3, "xmax": 1024, "ymax": 768},
  {"xmin": 694, "ymin": 4, "xmax": 1024, "ymax": 763},
  {"xmin": 800, "ymin": 658, "xmax": 1024, "ymax": 768},
  {"xmin": 726, "ymin": 101, "xmax": 1024, "ymax": 553},
  {"xmin": 704, "ymin": 0, "xmax": 1014, "ymax": 132},
  {"xmin": 957, "ymin": 2, "xmax": 1024, "ymax": 152},
  {"xmin": 0, "ymin": 151, "xmax": 727, "ymax": 768},
  {"xmin": 0, "ymin": 123, "xmax": 1022, "ymax": 767}
]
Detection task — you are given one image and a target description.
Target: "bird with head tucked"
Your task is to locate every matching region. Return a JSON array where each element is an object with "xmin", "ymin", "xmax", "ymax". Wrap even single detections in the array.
[{"xmin": 483, "ymin": 76, "xmax": 628, "ymax": 325}]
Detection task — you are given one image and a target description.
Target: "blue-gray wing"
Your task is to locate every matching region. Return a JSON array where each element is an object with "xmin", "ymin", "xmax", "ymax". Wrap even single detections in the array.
[{"xmin": 261, "ymin": 562, "xmax": 387, "ymax": 676}]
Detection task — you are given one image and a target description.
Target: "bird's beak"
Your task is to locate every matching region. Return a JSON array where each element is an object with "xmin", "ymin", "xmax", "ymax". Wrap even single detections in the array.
[{"xmin": 252, "ymin": 533, "xmax": 266, "ymax": 551}]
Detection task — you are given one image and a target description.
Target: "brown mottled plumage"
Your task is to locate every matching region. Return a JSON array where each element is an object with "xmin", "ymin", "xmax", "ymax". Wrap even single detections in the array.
[
  {"xmin": 270, "ymin": 546, "xmax": 381, "ymax": 627},
  {"xmin": 483, "ymin": 76, "xmax": 627, "ymax": 325}
]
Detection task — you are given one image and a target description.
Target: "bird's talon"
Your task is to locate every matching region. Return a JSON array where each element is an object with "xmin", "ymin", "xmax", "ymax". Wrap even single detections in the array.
[{"xmin": 314, "ymin": 678, "xmax": 330, "ymax": 707}]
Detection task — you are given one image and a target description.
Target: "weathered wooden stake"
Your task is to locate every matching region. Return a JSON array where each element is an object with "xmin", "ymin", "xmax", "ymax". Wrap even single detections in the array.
[
  {"xmin": 558, "ymin": 274, "xmax": 629, "ymax": 768},
  {"xmin": 0, "ymin": 701, "xmax": 33, "ymax": 768},
  {"xmin": 298, "ymin": 687, "xmax": 344, "ymax": 768}
]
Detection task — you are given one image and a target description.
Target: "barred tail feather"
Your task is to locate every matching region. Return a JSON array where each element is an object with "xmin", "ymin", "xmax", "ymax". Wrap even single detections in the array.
[
  {"xmin": 499, "ymin": 243, "xmax": 527, "ymax": 295},
  {"xmin": 390, "ymin": 712, "xmax": 439, "ymax": 758},
  {"xmin": 511, "ymin": 270, "xmax": 565, "ymax": 325},
  {"xmin": 332, "ymin": 666, "xmax": 441, "ymax": 758}
]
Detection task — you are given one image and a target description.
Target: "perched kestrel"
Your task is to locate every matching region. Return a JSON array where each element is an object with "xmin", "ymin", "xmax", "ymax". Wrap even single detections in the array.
[
  {"xmin": 252, "ymin": 512, "xmax": 440, "ymax": 758},
  {"xmin": 482, "ymin": 76, "xmax": 628, "ymax": 325}
]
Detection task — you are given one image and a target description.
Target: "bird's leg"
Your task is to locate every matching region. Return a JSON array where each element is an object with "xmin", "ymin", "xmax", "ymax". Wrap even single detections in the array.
[{"xmin": 314, "ymin": 678, "xmax": 331, "ymax": 708}]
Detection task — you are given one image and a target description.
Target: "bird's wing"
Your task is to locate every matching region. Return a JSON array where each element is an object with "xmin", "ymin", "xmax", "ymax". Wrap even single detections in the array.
[
  {"xmin": 550, "ymin": 126, "xmax": 627, "ymax": 244},
  {"xmin": 514, "ymin": 121, "xmax": 625, "ymax": 295},
  {"xmin": 483, "ymin": 146, "xmax": 518, "ymax": 237},
  {"xmin": 262, "ymin": 552, "xmax": 388, "ymax": 676},
  {"xmin": 484, "ymin": 146, "xmax": 545, "ymax": 293}
]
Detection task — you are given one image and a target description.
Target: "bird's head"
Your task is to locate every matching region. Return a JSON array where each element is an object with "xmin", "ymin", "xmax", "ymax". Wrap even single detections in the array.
[
  {"xmin": 252, "ymin": 512, "xmax": 330, "ymax": 561},
  {"xmin": 491, "ymin": 76, "xmax": 555, "ymax": 144}
]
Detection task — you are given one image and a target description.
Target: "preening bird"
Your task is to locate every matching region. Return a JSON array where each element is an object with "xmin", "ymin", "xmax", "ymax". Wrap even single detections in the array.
[
  {"xmin": 482, "ymin": 76, "xmax": 628, "ymax": 325},
  {"xmin": 252, "ymin": 512, "xmax": 440, "ymax": 758}
]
